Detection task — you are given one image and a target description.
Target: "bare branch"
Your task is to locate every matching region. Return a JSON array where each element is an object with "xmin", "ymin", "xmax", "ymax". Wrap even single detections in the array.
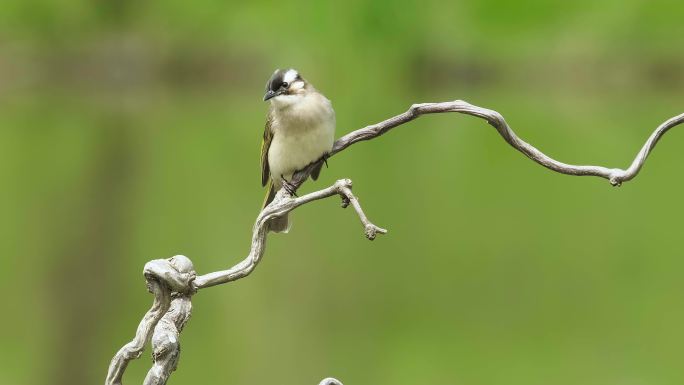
[
  {"xmin": 142, "ymin": 295, "xmax": 192, "ymax": 385},
  {"xmin": 106, "ymin": 256, "xmax": 195, "ymax": 385},
  {"xmin": 105, "ymin": 180, "xmax": 380, "ymax": 384},
  {"xmin": 293, "ymin": 100, "xmax": 684, "ymax": 188},
  {"xmin": 193, "ymin": 178, "xmax": 385, "ymax": 289},
  {"xmin": 106, "ymin": 265, "xmax": 169, "ymax": 384},
  {"xmin": 107, "ymin": 99, "xmax": 683, "ymax": 385},
  {"xmin": 337, "ymin": 181, "xmax": 387, "ymax": 240},
  {"xmin": 105, "ymin": 278, "xmax": 169, "ymax": 385}
]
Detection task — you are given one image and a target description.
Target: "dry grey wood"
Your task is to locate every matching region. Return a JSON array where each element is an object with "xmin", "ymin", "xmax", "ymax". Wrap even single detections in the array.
[
  {"xmin": 142, "ymin": 256, "xmax": 195, "ymax": 385},
  {"xmin": 105, "ymin": 257, "xmax": 190, "ymax": 385},
  {"xmin": 107, "ymin": 99, "xmax": 684, "ymax": 385},
  {"xmin": 292, "ymin": 100, "xmax": 684, "ymax": 188},
  {"xmin": 106, "ymin": 256, "xmax": 196, "ymax": 385},
  {"xmin": 142, "ymin": 294, "xmax": 193, "ymax": 385},
  {"xmin": 105, "ymin": 179, "xmax": 382, "ymax": 384},
  {"xmin": 193, "ymin": 178, "xmax": 386, "ymax": 289},
  {"xmin": 105, "ymin": 278, "xmax": 169, "ymax": 385}
]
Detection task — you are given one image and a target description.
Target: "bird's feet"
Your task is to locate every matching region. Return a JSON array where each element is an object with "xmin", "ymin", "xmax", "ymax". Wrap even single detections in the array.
[{"xmin": 280, "ymin": 176, "xmax": 298, "ymax": 197}]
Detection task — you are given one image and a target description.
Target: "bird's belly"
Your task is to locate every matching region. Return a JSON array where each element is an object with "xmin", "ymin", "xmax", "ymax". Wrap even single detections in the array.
[{"xmin": 269, "ymin": 121, "xmax": 334, "ymax": 184}]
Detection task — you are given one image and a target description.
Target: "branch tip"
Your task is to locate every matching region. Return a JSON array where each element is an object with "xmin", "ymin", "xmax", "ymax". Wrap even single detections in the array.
[{"xmin": 365, "ymin": 224, "xmax": 388, "ymax": 240}]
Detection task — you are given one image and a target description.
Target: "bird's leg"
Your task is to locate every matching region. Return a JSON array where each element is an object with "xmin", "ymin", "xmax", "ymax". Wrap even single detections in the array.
[
  {"xmin": 322, "ymin": 152, "xmax": 330, "ymax": 168},
  {"xmin": 280, "ymin": 175, "xmax": 298, "ymax": 197},
  {"xmin": 340, "ymin": 195, "xmax": 350, "ymax": 208}
]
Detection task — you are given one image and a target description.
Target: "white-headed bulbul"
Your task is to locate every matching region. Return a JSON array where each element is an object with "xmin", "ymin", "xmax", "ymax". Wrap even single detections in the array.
[{"xmin": 261, "ymin": 68, "xmax": 336, "ymax": 232}]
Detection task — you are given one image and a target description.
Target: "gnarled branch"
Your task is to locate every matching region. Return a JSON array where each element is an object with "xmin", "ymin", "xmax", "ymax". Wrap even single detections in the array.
[
  {"xmin": 106, "ymin": 99, "xmax": 684, "ymax": 385},
  {"xmin": 105, "ymin": 179, "xmax": 382, "ymax": 384},
  {"xmin": 193, "ymin": 178, "xmax": 386, "ymax": 289},
  {"xmin": 106, "ymin": 256, "xmax": 194, "ymax": 385}
]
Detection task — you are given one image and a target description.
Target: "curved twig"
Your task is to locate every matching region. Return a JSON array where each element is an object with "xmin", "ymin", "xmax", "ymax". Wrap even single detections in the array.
[
  {"xmin": 292, "ymin": 100, "xmax": 684, "ymax": 187},
  {"xmin": 193, "ymin": 179, "xmax": 386, "ymax": 289},
  {"xmin": 105, "ymin": 180, "xmax": 380, "ymax": 384},
  {"xmin": 105, "ymin": 276, "xmax": 170, "ymax": 385}
]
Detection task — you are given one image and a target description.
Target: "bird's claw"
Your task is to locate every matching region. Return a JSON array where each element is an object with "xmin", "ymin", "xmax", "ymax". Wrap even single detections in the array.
[{"xmin": 281, "ymin": 176, "xmax": 298, "ymax": 197}]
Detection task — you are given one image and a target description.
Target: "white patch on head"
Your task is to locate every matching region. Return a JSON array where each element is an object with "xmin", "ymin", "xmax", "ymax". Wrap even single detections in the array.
[
  {"xmin": 283, "ymin": 69, "xmax": 299, "ymax": 84},
  {"xmin": 290, "ymin": 80, "xmax": 305, "ymax": 91}
]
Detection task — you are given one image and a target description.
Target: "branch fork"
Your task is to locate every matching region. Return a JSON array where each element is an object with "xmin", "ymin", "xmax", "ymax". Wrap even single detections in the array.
[
  {"xmin": 106, "ymin": 255, "xmax": 196, "ymax": 385},
  {"xmin": 105, "ymin": 178, "xmax": 384, "ymax": 384}
]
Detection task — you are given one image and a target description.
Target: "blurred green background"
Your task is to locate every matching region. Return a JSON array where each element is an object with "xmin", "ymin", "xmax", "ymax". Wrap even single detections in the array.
[{"xmin": 1, "ymin": 1, "xmax": 683, "ymax": 385}]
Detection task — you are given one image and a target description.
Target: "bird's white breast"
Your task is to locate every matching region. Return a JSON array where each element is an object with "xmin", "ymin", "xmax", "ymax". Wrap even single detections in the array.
[{"xmin": 269, "ymin": 93, "xmax": 335, "ymax": 186}]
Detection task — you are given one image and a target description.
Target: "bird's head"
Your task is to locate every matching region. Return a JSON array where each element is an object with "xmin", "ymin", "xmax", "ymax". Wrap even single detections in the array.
[{"xmin": 263, "ymin": 68, "xmax": 308, "ymax": 107}]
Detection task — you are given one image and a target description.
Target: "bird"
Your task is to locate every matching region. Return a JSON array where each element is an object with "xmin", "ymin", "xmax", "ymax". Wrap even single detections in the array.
[{"xmin": 260, "ymin": 68, "xmax": 336, "ymax": 232}]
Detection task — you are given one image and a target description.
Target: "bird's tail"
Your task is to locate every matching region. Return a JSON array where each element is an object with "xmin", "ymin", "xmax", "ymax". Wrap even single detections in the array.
[{"xmin": 263, "ymin": 180, "xmax": 291, "ymax": 233}]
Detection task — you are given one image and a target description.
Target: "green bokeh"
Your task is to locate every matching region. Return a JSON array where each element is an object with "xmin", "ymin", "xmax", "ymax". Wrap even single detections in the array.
[{"xmin": 1, "ymin": 1, "xmax": 683, "ymax": 385}]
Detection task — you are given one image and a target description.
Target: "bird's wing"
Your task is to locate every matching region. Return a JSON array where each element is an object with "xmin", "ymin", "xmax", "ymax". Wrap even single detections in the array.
[{"xmin": 261, "ymin": 113, "xmax": 273, "ymax": 187}]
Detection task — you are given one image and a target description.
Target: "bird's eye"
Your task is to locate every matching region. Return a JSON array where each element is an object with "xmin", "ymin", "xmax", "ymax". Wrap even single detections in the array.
[{"xmin": 282, "ymin": 82, "xmax": 289, "ymax": 88}]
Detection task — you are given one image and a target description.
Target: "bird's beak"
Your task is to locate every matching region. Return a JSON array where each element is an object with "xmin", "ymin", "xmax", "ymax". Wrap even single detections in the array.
[{"xmin": 263, "ymin": 90, "xmax": 277, "ymax": 101}]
